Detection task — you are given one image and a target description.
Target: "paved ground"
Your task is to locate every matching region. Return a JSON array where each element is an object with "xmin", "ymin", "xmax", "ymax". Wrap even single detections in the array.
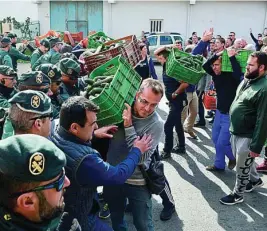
[{"xmin": 18, "ymin": 63, "xmax": 267, "ymax": 231}]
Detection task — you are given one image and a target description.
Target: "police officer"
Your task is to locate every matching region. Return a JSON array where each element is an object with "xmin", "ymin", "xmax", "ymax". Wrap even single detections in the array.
[
  {"xmin": 17, "ymin": 71, "xmax": 52, "ymax": 95},
  {"xmin": 7, "ymin": 33, "xmax": 31, "ymax": 71},
  {"xmin": 32, "ymin": 37, "xmax": 63, "ymax": 70},
  {"xmin": 58, "ymin": 57, "xmax": 85, "ymax": 103},
  {"xmin": 0, "ymin": 65, "xmax": 17, "ymax": 108},
  {"xmin": 0, "ymin": 37, "xmax": 13, "ymax": 68},
  {"xmin": 2, "ymin": 90, "xmax": 52, "ymax": 139},
  {"xmin": 37, "ymin": 64, "xmax": 62, "ymax": 119},
  {"xmin": 0, "ymin": 134, "xmax": 82, "ymax": 231},
  {"xmin": 31, "ymin": 39, "xmax": 50, "ymax": 68}
]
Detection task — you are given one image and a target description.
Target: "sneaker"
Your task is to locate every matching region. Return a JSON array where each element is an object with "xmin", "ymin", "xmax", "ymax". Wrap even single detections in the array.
[
  {"xmin": 160, "ymin": 206, "xmax": 175, "ymax": 221},
  {"xmin": 245, "ymin": 178, "xmax": 264, "ymax": 193},
  {"xmin": 220, "ymin": 193, "xmax": 244, "ymax": 205},
  {"xmin": 256, "ymin": 160, "xmax": 267, "ymax": 172},
  {"xmin": 228, "ymin": 159, "xmax": 236, "ymax": 170},
  {"xmin": 209, "ymin": 118, "xmax": 214, "ymax": 124},
  {"xmin": 184, "ymin": 130, "xmax": 197, "ymax": 139},
  {"xmin": 205, "ymin": 114, "xmax": 213, "ymax": 119},
  {"xmin": 206, "ymin": 165, "xmax": 225, "ymax": 172},
  {"xmin": 172, "ymin": 146, "xmax": 186, "ymax": 155},
  {"xmin": 99, "ymin": 203, "xmax": 110, "ymax": 219},
  {"xmin": 160, "ymin": 151, "xmax": 171, "ymax": 160}
]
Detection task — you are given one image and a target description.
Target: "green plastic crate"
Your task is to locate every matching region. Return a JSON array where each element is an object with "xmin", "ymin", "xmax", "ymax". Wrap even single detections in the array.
[
  {"xmin": 166, "ymin": 48, "xmax": 206, "ymax": 85},
  {"xmin": 89, "ymin": 55, "xmax": 142, "ymax": 127},
  {"xmin": 222, "ymin": 50, "xmax": 252, "ymax": 73},
  {"xmin": 87, "ymin": 32, "xmax": 113, "ymax": 49}
]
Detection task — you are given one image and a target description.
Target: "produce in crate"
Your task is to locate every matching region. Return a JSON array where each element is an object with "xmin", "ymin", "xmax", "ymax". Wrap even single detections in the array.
[
  {"xmin": 175, "ymin": 55, "xmax": 204, "ymax": 72},
  {"xmin": 87, "ymin": 32, "xmax": 114, "ymax": 49}
]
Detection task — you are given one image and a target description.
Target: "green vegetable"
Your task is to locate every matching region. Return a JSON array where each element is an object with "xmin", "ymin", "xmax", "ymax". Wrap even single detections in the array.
[{"xmin": 89, "ymin": 87, "xmax": 103, "ymax": 96}]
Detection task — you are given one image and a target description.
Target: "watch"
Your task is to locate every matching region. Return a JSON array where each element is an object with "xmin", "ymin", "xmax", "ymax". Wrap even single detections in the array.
[{"xmin": 172, "ymin": 93, "xmax": 178, "ymax": 97}]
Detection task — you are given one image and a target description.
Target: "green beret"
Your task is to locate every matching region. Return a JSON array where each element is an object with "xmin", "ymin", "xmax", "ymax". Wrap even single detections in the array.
[
  {"xmin": 40, "ymin": 38, "xmax": 50, "ymax": 49},
  {"xmin": 49, "ymin": 37, "xmax": 63, "ymax": 48},
  {"xmin": 59, "ymin": 58, "xmax": 81, "ymax": 78},
  {"xmin": 1, "ymin": 37, "xmax": 11, "ymax": 44},
  {"xmin": 18, "ymin": 71, "xmax": 51, "ymax": 87},
  {"xmin": 0, "ymin": 134, "xmax": 66, "ymax": 182},
  {"xmin": 7, "ymin": 33, "xmax": 17, "ymax": 39},
  {"xmin": 0, "ymin": 65, "xmax": 17, "ymax": 77},
  {"xmin": 37, "ymin": 64, "xmax": 61, "ymax": 82},
  {"xmin": 9, "ymin": 90, "xmax": 52, "ymax": 114}
]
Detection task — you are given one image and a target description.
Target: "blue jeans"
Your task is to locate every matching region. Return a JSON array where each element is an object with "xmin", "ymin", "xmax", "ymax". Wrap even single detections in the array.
[
  {"xmin": 212, "ymin": 110, "xmax": 235, "ymax": 169},
  {"xmin": 104, "ymin": 184, "xmax": 154, "ymax": 231}
]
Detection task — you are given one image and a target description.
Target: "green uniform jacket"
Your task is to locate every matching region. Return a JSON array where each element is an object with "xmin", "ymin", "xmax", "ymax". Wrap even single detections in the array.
[
  {"xmin": 0, "ymin": 50, "xmax": 13, "ymax": 68},
  {"xmin": 9, "ymin": 46, "xmax": 30, "ymax": 70},
  {"xmin": 31, "ymin": 48, "xmax": 44, "ymax": 67},
  {"xmin": 0, "ymin": 206, "xmax": 60, "ymax": 231},
  {"xmin": 230, "ymin": 75, "xmax": 267, "ymax": 153},
  {"xmin": 32, "ymin": 49, "xmax": 61, "ymax": 71}
]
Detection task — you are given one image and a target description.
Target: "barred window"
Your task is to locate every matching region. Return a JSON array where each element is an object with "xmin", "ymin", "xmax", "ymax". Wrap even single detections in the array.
[{"xmin": 150, "ymin": 19, "xmax": 163, "ymax": 33}]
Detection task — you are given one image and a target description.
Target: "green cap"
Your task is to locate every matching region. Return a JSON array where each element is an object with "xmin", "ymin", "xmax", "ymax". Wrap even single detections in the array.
[
  {"xmin": 0, "ymin": 65, "xmax": 17, "ymax": 77},
  {"xmin": 0, "ymin": 134, "xmax": 66, "ymax": 182},
  {"xmin": 37, "ymin": 64, "xmax": 61, "ymax": 82},
  {"xmin": 9, "ymin": 90, "xmax": 52, "ymax": 114},
  {"xmin": 7, "ymin": 33, "xmax": 17, "ymax": 39},
  {"xmin": 59, "ymin": 58, "xmax": 81, "ymax": 78},
  {"xmin": 49, "ymin": 37, "xmax": 63, "ymax": 48},
  {"xmin": 1, "ymin": 37, "xmax": 11, "ymax": 44},
  {"xmin": 40, "ymin": 38, "xmax": 50, "ymax": 49},
  {"xmin": 18, "ymin": 71, "xmax": 51, "ymax": 87}
]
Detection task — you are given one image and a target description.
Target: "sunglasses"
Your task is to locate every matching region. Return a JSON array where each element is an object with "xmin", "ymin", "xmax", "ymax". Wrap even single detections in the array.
[
  {"xmin": 53, "ymin": 81, "xmax": 61, "ymax": 86},
  {"xmin": 30, "ymin": 112, "xmax": 53, "ymax": 121},
  {"xmin": 9, "ymin": 169, "xmax": 65, "ymax": 198}
]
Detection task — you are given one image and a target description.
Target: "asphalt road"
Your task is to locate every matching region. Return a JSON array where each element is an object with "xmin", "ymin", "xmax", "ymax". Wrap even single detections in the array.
[{"xmin": 18, "ymin": 63, "xmax": 267, "ymax": 231}]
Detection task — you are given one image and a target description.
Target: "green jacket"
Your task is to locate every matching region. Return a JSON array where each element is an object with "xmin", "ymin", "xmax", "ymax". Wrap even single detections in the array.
[
  {"xmin": 0, "ymin": 206, "xmax": 60, "ymax": 231},
  {"xmin": 9, "ymin": 46, "xmax": 30, "ymax": 70},
  {"xmin": 31, "ymin": 48, "xmax": 44, "ymax": 67},
  {"xmin": 230, "ymin": 75, "xmax": 267, "ymax": 153},
  {"xmin": 0, "ymin": 50, "xmax": 13, "ymax": 68},
  {"xmin": 32, "ymin": 49, "xmax": 61, "ymax": 71}
]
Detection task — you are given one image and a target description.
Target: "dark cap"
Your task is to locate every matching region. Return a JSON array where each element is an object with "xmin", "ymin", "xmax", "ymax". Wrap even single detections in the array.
[
  {"xmin": 37, "ymin": 64, "xmax": 61, "ymax": 82},
  {"xmin": 0, "ymin": 65, "xmax": 17, "ymax": 77},
  {"xmin": 7, "ymin": 33, "xmax": 17, "ymax": 39},
  {"xmin": 1, "ymin": 37, "xmax": 11, "ymax": 45},
  {"xmin": 40, "ymin": 38, "xmax": 50, "ymax": 49},
  {"xmin": 59, "ymin": 58, "xmax": 81, "ymax": 78},
  {"xmin": 49, "ymin": 37, "xmax": 63, "ymax": 48},
  {"xmin": 18, "ymin": 71, "xmax": 51, "ymax": 87},
  {"xmin": 0, "ymin": 134, "xmax": 66, "ymax": 182},
  {"xmin": 9, "ymin": 90, "xmax": 52, "ymax": 115}
]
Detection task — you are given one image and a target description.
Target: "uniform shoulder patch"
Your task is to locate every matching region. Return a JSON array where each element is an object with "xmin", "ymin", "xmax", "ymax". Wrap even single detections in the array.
[{"xmin": 29, "ymin": 152, "xmax": 45, "ymax": 175}]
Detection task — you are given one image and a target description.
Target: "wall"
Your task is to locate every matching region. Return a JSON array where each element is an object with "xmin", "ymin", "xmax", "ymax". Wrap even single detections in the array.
[
  {"xmin": 103, "ymin": 1, "xmax": 267, "ymax": 43},
  {"xmin": 37, "ymin": 0, "xmax": 50, "ymax": 35}
]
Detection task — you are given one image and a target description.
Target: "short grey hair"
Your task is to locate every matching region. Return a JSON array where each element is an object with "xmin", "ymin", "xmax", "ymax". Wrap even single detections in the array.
[
  {"xmin": 9, "ymin": 104, "xmax": 40, "ymax": 133},
  {"xmin": 139, "ymin": 78, "xmax": 164, "ymax": 97}
]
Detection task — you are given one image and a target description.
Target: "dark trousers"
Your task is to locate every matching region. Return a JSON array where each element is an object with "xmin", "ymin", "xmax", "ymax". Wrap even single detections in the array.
[
  {"xmin": 153, "ymin": 147, "xmax": 175, "ymax": 209},
  {"xmin": 164, "ymin": 101, "xmax": 186, "ymax": 153},
  {"xmin": 197, "ymin": 91, "xmax": 205, "ymax": 124}
]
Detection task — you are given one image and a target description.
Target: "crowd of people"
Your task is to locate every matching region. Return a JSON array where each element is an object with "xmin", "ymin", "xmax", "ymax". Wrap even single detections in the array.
[{"xmin": 0, "ymin": 26, "xmax": 267, "ymax": 231}]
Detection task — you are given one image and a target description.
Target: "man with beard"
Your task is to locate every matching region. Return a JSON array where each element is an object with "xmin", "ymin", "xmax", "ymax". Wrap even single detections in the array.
[
  {"xmin": 0, "ymin": 134, "xmax": 82, "ymax": 231},
  {"xmin": 220, "ymin": 52, "xmax": 267, "ymax": 205}
]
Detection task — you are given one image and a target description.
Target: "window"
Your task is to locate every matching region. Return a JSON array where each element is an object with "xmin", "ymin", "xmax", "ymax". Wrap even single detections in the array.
[
  {"xmin": 147, "ymin": 36, "xmax": 158, "ymax": 46},
  {"xmin": 174, "ymin": 36, "xmax": 183, "ymax": 42},
  {"xmin": 150, "ymin": 19, "xmax": 163, "ymax": 33},
  {"xmin": 160, "ymin": 36, "xmax": 173, "ymax": 45}
]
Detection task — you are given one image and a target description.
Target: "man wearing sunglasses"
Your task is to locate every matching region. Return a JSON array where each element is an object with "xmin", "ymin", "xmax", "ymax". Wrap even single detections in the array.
[
  {"xmin": 38, "ymin": 63, "xmax": 62, "ymax": 119},
  {"xmin": 0, "ymin": 65, "xmax": 17, "ymax": 109},
  {"xmin": 0, "ymin": 134, "xmax": 83, "ymax": 231},
  {"xmin": 1, "ymin": 90, "xmax": 53, "ymax": 139}
]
